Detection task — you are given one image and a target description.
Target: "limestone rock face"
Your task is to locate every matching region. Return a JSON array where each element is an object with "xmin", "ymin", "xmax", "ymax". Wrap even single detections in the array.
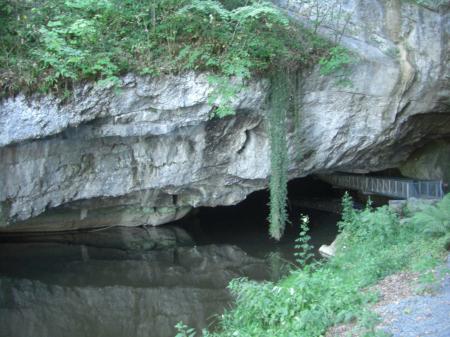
[
  {"xmin": 0, "ymin": 74, "xmax": 270, "ymax": 231},
  {"xmin": 1, "ymin": 1, "xmax": 449, "ymax": 231},
  {"xmin": 274, "ymin": 0, "xmax": 450, "ymax": 173},
  {"xmin": 400, "ymin": 140, "xmax": 450, "ymax": 182}
]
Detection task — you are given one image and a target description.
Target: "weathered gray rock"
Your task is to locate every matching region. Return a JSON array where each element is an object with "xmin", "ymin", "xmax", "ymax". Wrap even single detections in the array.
[
  {"xmin": 400, "ymin": 140, "xmax": 450, "ymax": 182},
  {"xmin": 274, "ymin": 0, "xmax": 450, "ymax": 174},
  {"xmin": 0, "ymin": 0, "xmax": 449, "ymax": 231},
  {"xmin": 0, "ymin": 225, "xmax": 194, "ymax": 251},
  {"xmin": 0, "ymin": 74, "xmax": 270, "ymax": 230}
]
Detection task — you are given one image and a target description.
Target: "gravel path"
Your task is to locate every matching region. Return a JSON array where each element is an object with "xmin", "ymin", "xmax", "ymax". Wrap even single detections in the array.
[{"xmin": 375, "ymin": 255, "xmax": 450, "ymax": 337}]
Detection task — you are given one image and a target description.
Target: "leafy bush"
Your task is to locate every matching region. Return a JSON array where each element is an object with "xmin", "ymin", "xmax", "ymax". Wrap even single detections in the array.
[
  {"xmin": 341, "ymin": 205, "xmax": 399, "ymax": 245},
  {"xmin": 409, "ymin": 194, "xmax": 450, "ymax": 238},
  {"xmin": 191, "ymin": 193, "xmax": 450, "ymax": 337}
]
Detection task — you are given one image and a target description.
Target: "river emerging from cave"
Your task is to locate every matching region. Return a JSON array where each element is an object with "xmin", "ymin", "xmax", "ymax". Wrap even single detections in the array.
[{"xmin": 0, "ymin": 192, "xmax": 339, "ymax": 337}]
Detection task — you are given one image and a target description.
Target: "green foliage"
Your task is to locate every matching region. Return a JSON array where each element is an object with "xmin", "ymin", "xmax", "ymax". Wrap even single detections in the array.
[
  {"xmin": 340, "ymin": 206, "xmax": 398, "ymax": 246},
  {"xmin": 175, "ymin": 322, "xmax": 196, "ymax": 337},
  {"xmin": 0, "ymin": 0, "xmax": 331, "ymax": 97},
  {"xmin": 294, "ymin": 215, "xmax": 314, "ymax": 267},
  {"xmin": 409, "ymin": 194, "xmax": 450, "ymax": 238},
  {"xmin": 319, "ymin": 46, "xmax": 354, "ymax": 86},
  {"xmin": 409, "ymin": 0, "xmax": 449, "ymax": 8},
  {"xmin": 338, "ymin": 191, "xmax": 357, "ymax": 232},
  {"xmin": 189, "ymin": 193, "xmax": 450, "ymax": 337},
  {"xmin": 207, "ymin": 74, "xmax": 243, "ymax": 118},
  {"xmin": 267, "ymin": 70, "xmax": 290, "ymax": 240}
]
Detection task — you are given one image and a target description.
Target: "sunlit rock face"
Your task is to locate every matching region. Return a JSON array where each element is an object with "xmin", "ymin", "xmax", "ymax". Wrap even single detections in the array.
[
  {"xmin": 273, "ymin": 0, "xmax": 450, "ymax": 173},
  {"xmin": 1, "ymin": 1, "xmax": 449, "ymax": 231}
]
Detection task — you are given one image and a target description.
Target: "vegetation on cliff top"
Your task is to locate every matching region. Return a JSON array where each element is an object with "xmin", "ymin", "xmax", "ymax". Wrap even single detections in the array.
[
  {"xmin": 0, "ymin": 0, "xmax": 331, "ymax": 97},
  {"xmin": 176, "ymin": 194, "xmax": 450, "ymax": 337},
  {"xmin": 0, "ymin": 0, "xmax": 345, "ymax": 241},
  {"xmin": 0, "ymin": 0, "xmax": 356, "ymax": 240}
]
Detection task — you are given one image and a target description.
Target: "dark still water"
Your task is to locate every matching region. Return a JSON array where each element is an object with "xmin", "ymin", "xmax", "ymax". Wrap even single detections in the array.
[{"xmin": 0, "ymin": 191, "xmax": 339, "ymax": 337}]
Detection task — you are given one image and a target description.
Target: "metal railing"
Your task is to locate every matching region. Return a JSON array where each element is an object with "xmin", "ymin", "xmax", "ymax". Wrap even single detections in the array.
[{"xmin": 319, "ymin": 174, "xmax": 444, "ymax": 200}]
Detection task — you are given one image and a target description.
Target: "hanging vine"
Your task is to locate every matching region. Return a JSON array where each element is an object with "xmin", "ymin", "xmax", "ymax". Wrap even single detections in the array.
[
  {"xmin": 267, "ymin": 65, "xmax": 305, "ymax": 240},
  {"xmin": 267, "ymin": 68, "xmax": 290, "ymax": 240}
]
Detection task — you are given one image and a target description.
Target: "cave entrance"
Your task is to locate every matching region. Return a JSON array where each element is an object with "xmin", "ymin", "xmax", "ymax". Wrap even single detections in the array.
[
  {"xmin": 0, "ymin": 172, "xmax": 409, "ymax": 337},
  {"xmin": 172, "ymin": 175, "xmax": 344, "ymax": 262},
  {"xmin": 173, "ymin": 168, "xmax": 426, "ymax": 262}
]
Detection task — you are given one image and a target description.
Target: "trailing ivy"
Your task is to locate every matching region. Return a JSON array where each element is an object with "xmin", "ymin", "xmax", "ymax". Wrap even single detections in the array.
[
  {"xmin": 267, "ymin": 69, "xmax": 290, "ymax": 240},
  {"xmin": 267, "ymin": 66, "xmax": 305, "ymax": 240}
]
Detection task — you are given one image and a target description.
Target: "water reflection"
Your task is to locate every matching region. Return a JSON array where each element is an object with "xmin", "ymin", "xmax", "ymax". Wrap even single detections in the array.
[
  {"xmin": 0, "ymin": 200, "xmax": 339, "ymax": 337},
  {"xmin": 0, "ymin": 232, "xmax": 270, "ymax": 337}
]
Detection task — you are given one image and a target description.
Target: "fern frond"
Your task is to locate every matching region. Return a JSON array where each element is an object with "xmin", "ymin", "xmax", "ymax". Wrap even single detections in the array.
[{"xmin": 410, "ymin": 194, "xmax": 450, "ymax": 237}]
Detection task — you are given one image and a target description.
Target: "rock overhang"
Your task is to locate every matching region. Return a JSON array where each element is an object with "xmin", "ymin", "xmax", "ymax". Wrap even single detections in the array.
[{"xmin": 0, "ymin": 0, "xmax": 449, "ymax": 231}]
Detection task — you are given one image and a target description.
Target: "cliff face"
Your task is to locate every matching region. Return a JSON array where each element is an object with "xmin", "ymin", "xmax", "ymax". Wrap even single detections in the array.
[
  {"xmin": 0, "ymin": 74, "xmax": 269, "ymax": 231},
  {"xmin": 0, "ymin": 0, "xmax": 449, "ymax": 231}
]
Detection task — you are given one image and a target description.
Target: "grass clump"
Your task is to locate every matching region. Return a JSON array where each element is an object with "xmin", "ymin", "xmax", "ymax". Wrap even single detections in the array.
[{"xmin": 181, "ymin": 193, "xmax": 450, "ymax": 337}]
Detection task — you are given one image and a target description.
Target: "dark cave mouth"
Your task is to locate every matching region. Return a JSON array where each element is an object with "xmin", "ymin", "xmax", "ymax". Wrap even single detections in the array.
[
  {"xmin": 172, "ymin": 168, "xmax": 423, "ymax": 254},
  {"xmin": 0, "ymin": 169, "xmax": 416, "ymax": 255}
]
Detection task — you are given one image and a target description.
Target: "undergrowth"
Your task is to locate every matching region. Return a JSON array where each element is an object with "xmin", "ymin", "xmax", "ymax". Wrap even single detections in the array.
[
  {"xmin": 0, "ymin": 0, "xmax": 334, "ymax": 98},
  {"xmin": 177, "ymin": 193, "xmax": 450, "ymax": 337}
]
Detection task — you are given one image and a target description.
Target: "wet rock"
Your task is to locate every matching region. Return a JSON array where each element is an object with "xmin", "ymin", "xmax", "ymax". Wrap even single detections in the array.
[{"xmin": 0, "ymin": 226, "xmax": 194, "ymax": 251}]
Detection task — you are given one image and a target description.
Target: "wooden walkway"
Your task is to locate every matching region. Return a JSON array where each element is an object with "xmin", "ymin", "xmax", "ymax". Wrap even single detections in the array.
[{"xmin": 319, "ymin": 174, "xmax": 444, "ymax": 200}]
